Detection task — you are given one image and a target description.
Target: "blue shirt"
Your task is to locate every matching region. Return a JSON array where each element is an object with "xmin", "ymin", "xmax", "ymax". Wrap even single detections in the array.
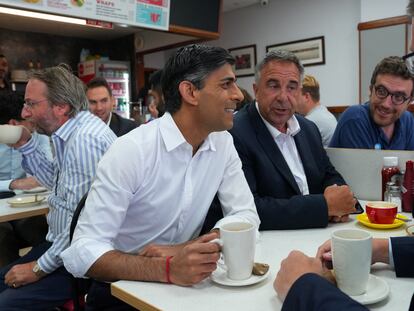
[
  {"xmin": 329, "ymin": 103, "xmax": 414, "ymax": 150},
  {"xmin": 18, "ymin": 111, "xmax": 116, "ymax": 273},
  {"xmin": 0, "ymin": 133, "xmax": 52, "ymax": 191}
]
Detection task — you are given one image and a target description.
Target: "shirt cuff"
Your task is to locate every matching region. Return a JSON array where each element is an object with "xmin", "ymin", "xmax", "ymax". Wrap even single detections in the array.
[
  {"xmin": 0, "ymin": 179, "xmax": 12, "ymax": 191},
  {"xmin": 17, "ymin": 134, "xmax": 38, "ymax": 155},
  {"xmin": 37, "ymin": 252, "xmax": 61, "ymax": 274},
  {"xmin": 388, "ymin": 237, "xmax": 394, "ymax": 268},
  {"xmin": 61, "ymin": 238, "xmax": 114, "ymax": 278}
]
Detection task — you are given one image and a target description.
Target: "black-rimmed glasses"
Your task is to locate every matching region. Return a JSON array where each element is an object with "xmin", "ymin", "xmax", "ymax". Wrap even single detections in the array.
[{"xmin": 374, "ymin": 85, "xmax": 411, "ymax": 105}]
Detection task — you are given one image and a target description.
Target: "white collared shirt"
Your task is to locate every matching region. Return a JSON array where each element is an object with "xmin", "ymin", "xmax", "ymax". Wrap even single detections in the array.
[
  {"xmin": 62, "ymin": 112, "xmax": 260, "ymax": 277},
  {"xmin": 255, "ymin": 102, "xmax": 309, "ymax": 195}
]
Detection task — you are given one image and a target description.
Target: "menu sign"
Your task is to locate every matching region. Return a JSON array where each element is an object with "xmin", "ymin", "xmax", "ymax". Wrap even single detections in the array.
[{"xmin": 0, "ymin": 0, "xmax": 170, "ymax": 30}]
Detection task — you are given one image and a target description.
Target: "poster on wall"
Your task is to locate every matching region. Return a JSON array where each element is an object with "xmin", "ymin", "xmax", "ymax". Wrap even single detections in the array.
[{"xmin": 0, "ymin": 0, "xmax": 170, "ymax": 31}]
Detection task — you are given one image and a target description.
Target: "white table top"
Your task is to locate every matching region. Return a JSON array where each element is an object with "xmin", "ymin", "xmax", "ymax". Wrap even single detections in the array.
[
  {"xmin": 0, "ymin": 191, "xmax": 49, "ymax": 222},
  {"xmin": 111, "ymin": 203, "xmax": 413, "ymax": 311}
]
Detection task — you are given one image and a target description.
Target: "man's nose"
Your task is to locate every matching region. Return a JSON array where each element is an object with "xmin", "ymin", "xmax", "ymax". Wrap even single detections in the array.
[
  {"xmin": 21, "ymin": 106, "xmax": 31, "ymax": 119},
  {"xmin": 232, "ymin": 86, "xmax": 244, "ymax": 102}
]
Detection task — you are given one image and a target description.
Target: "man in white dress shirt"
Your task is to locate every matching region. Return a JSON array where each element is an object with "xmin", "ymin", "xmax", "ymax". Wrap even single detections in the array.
[{"xmin": 62, "ymin": 44, "xmax": 260, "ymax": 310}]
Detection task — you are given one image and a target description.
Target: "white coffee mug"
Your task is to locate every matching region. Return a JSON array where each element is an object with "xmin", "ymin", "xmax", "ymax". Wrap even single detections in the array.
[
  {"xmin": 332, "ymin": 229, "xmax": 372, "ymax": 296},
  {"xmin": 213, "ymin": 222, "xmax": 256, "ymax": 280},
  {"xmin": 0, "ymin": 125, "xmax": 22, "ymax": 144}
]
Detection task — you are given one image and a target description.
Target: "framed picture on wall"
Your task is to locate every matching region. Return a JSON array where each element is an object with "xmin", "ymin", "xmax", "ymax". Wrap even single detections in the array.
[
  {"xmin": 266, "ymin": 36, "xmax": 325, "ymax": 66},
  {"xmin": 228, "ymin": 44, "xmax": 257, "ymax": 77}
]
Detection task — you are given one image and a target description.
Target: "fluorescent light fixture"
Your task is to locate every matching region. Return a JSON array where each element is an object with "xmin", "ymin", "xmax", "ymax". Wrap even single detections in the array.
[{"xmin": 0, "ymin": 6, "xmax": 87, "ymax": 25}]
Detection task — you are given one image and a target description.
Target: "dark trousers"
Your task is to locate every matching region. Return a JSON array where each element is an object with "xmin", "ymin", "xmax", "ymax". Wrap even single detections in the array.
[
  {"xmin": 0, "ymin": 242, "xmax": 73, "ymax": 310},
  {"xmin": 0, "ymin": 216, "xmax": 48, "ymax": 267},
  {"xmin": 86, "ymin": 280, "xmax": 137, "ymax": 311}
]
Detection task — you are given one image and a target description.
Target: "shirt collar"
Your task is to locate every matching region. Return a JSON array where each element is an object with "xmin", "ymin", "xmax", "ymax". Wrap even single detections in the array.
[
  {"xmin": 106, "ymin": 112, "xmax": 112, "ymax": 126},
  {"xmin": 53, "ymin": 111, "xmax": 88, "ymax": 143},
  {"xmin": 159, "ymin": 112, "xmax": 216, "ymax": 153},
  {"xmin": 255, "ymin": 101, "xmax": 301, "ymax": 139}
]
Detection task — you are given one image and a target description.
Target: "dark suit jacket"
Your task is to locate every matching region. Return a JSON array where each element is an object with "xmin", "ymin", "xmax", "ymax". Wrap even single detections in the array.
[
  {"xmin": 283, "ymin": 237, "xmax": 414, "ymax": 310},
  {"xmin": 109, "ymin": 112, "xmax": 139, "ymax": 137},
  {"xmin": 229, "ymin": 104, "xmax": 346, "ymax": 230}
]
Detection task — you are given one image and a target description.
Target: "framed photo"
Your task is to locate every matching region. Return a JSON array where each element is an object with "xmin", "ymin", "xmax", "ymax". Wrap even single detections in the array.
[
  {"xmin": 266, "ymin": 36, "xmax": 325, "ymax": 67},
  {"xmin": 228, "ymin": 44, "xmax": 257, "ymax": 77}
]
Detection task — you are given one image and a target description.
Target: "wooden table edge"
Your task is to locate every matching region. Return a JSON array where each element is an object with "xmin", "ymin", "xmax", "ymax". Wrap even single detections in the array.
[
  {"xmin": 111, "ymin": 282, "xmax": 162, "ymax": 311},
  {"xmin": 0, "ymin": 207, "xmax": 49, "ymax": 222}
]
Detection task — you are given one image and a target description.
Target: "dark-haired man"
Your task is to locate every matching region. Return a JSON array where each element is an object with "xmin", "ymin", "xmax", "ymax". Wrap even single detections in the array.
[
  {"xmin": 330, "ymin": 56, "xmax": 414, "ymax": 150},
  {"xmin": 62, "ymin": 44, "xmax": 260, "ymax": 310},
  {"xmin": 147, "ymin": 69, "xmax": 165, "ymax": 121},
  {"xmin": 86, "ymin": 77, "xmax": 139, "ymax": 136}
]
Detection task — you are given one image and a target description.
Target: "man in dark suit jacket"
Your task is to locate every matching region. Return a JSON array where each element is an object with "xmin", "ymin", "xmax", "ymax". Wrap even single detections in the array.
[
  {"xmin": 86, "ymin": 77, "xmax": 138, "ymax": 137},
  {"xmin": 229, "ymin": 50, "xmax": 356, "ymax": 230},
  {"xmin": 275, "ymin": 237, "xmax": 414, "ymax": 310}
]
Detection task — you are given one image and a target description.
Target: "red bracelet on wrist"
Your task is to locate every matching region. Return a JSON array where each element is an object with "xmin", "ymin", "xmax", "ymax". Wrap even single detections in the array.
[{"xmin": 166, "ymin": 256, "xmax": 173, "ymax": 284}]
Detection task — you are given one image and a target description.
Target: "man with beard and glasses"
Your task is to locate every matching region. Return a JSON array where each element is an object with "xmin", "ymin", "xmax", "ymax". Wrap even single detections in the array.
[
  {"xmin": 0, "ymin": 65, "xmax": 116, "ymax": 310},
  {"xmin": 330, "ymin": 56, "xmax": 414, "ymax": 150}
]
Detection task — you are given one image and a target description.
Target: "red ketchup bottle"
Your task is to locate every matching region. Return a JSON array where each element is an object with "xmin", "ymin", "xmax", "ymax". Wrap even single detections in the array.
[
  {"xmin": 381, "ymin": 157, "xmax": 399, "ymax": 201},
  {"xmin": 402, "ymin": 160, "xmax": 414, "ymax": 213}
]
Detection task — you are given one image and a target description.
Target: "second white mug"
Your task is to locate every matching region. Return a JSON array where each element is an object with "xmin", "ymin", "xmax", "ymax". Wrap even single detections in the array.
[{"xmin": 332, "ymin": 228, "xmax": 372, "ymax": 296}]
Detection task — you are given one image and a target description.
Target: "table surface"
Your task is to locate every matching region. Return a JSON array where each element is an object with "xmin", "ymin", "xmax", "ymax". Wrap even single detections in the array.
[
  {"xmin": 111, "ymin": 202, "xmax": 413, "ymax": 311},
  {"xmin": 0, "ymin": 191, "xmax": 49, "ymax": 222}
]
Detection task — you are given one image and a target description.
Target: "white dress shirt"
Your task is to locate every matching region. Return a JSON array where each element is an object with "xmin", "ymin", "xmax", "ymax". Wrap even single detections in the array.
[
  {"xmin": 256, "ymin": 102, "xmax": 309, "ymax": 195},
  {"xmin": 62, "ymin": 112, "xmax": 260, "ymax": 277}
]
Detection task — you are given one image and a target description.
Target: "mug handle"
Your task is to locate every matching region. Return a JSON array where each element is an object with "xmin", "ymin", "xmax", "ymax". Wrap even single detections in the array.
[{"xmin": 210, "ymin": 238, "xmax": 226, "ymax": 270}]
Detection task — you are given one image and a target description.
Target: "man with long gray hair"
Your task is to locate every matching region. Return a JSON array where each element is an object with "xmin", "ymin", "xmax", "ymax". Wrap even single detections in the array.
[{"xmin": 0, "ymin": 64, "xmax": 116, "ymax": 310}]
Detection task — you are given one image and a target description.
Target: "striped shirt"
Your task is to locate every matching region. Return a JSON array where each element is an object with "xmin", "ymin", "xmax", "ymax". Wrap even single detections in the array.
[{"xmin": 19, "ymin": 111, "xmax": 116, "ymax": 273}]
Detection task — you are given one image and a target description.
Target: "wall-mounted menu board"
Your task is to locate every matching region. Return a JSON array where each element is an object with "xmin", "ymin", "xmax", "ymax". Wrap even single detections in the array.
[
  {"xmin": 0, "ymin": 0, "xmax": 170, "ymax": 31},
  {"xmin": 169, "ymin": 0, "xmax": 221, "ymax": 38}
]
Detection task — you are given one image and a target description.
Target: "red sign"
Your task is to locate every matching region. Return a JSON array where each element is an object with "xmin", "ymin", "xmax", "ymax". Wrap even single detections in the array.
[{"xmin": 86, "ymin": 19, "xmax": 113, "ymax": 29}]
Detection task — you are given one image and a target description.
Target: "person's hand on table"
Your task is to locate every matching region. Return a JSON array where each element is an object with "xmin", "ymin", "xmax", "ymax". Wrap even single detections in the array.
[
  {"xmin": 9, "ymin": 176, "xmax": 41, "ymax": 190},
  {"xmin": 168, "ymin": 231, "xmax": 220, "ymax": 286},
  {"xmin": 274, "ymin": 250, "xmax": 325, "ymax": 301},
  {"xmin": 325, "ymin": 184, "xmax": 356, "ymax": 219},
  {"xmin": 4, "ymin": 261, "xmax": 41, "ymax": 288}
]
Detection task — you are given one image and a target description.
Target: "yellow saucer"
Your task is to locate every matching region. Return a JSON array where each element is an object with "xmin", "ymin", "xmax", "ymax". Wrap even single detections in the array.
[{"xmin": 357, "ymin": 213, "xmax": 407, "ymax": 229}]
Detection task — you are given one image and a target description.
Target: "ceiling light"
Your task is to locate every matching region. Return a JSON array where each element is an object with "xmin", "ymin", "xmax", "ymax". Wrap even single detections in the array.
[{"xmin": 0, "ymin": 6, "xmax": 87, "ymax": 25}]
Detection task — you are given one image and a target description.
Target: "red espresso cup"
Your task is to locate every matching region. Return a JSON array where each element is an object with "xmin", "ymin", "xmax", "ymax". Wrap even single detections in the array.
[{"xmin": 366, "ymin": 201, "xmax": 397, "ymax": 224}]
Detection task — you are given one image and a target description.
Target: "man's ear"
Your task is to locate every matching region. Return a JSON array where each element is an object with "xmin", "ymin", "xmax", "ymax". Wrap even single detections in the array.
[
  {"xmin": 53, "ymin": 103, "xmax": 71, "ymax": 117},
  {"xmin": 178, "ymin": 81, "xmax": 198, "ymax": 107},
  {"xmin": 253, "ymin": 83, "xmax": 258, "ymax": 98}
]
